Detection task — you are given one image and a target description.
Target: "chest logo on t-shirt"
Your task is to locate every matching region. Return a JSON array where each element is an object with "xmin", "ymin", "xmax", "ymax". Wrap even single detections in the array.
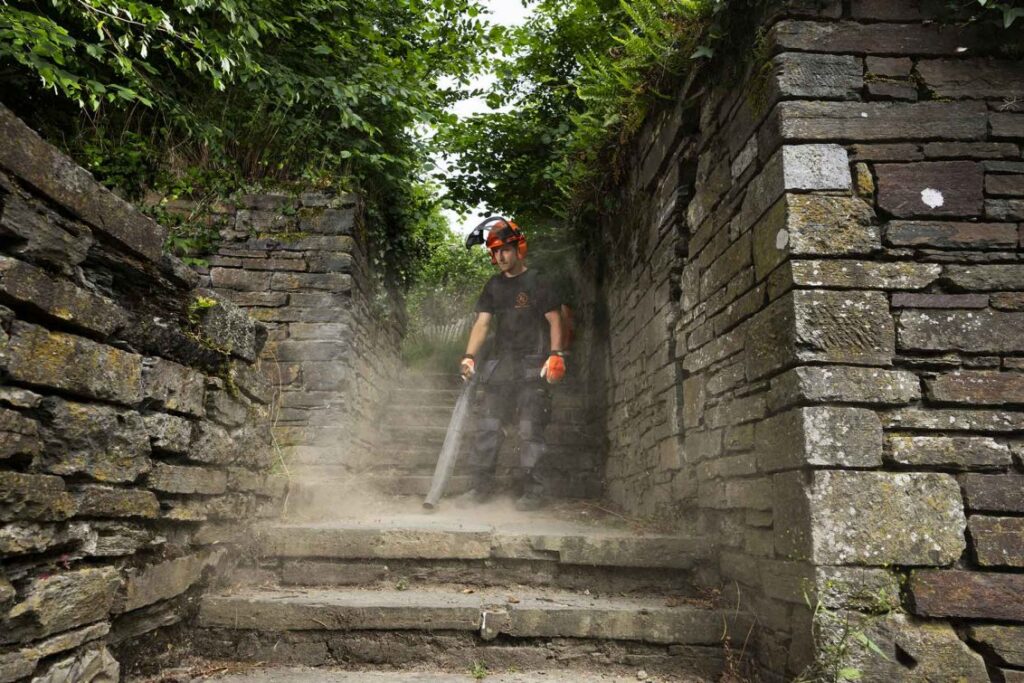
[{"xmin": 515, "ymin": 291, "xmax": 530, "ymax": 309}]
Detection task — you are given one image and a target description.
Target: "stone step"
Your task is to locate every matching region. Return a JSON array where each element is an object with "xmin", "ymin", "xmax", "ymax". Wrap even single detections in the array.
[
  {"xmin": 255, "ymin": 556, "xmax": 697, "ymax": 595},
  {"xmin": 255, "ymin": 516, "xmax": 706, "ymax": 570},
  {"xmin": 198, "ymin": 586, "xmax": 750, "ymax": 647},
  {"xmin": 192, "ymin": 627, "xmax": 730, "ymax": 678},
  {"xmin": 181, "ymin": 666, "xmax": 667, "ymax": 682}
]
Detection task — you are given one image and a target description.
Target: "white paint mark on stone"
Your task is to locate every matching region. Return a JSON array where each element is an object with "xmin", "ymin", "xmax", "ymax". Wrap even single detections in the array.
[
  {"xmin": 775, "ymin": 229, "xmax": 790, "ymax": 250},
  {"xmin": 860, "ymin": 112, "xmax": 869, "ymax": 118},
  {"xmin": 921, "ymin": 188, "xmax": 944, "ymax": 209}
]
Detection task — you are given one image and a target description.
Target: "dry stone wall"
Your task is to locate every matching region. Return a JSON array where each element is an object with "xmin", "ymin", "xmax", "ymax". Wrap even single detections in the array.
[
  {"xmin": 596, "ymin": 0, "xmax": 1024, "ymax": 679},
  {"xmin": 0, "ymin": 104, "xmax": 283, "ymax": 681},
  {"xmin": 168, "ymin": 193, "xmax": 402, "ymax": 475}
]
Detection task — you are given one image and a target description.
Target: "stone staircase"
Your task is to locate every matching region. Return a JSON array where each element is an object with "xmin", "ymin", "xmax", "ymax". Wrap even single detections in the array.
[
  {"xmin": 192, "ymin": 507, "xmax": 750, "ymax": 680},
  {"xmin": 181, "ymin": 370, "xmax": 747, "ymax": 680}
]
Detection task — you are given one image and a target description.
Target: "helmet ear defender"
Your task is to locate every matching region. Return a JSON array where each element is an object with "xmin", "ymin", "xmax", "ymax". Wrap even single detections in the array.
[{"xmin": 465, "ymin": 216, "xmax": 526, "ymax": 264}]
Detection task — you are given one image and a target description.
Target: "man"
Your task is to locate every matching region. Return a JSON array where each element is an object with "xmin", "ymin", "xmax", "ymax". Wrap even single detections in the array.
[{"xmin": 459, "ymin": 218, "xmax": 566, "ymax": 511}]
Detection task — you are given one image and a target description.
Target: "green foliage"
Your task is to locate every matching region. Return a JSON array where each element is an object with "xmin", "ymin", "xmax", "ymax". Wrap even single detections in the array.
[
  {"xmin": 469, "ymin": 662, "xmax": 488, "ymax": 680},
  {"xmin": 401, "ymin": 208, "xmax": 492, "ymax": 370},
  {"xmin": 437, "ymin": 0, "xmax": 750, "ymax": 228},
  {"xmin": 794, "ymin": 588, "xmax": 893, "ymax": 683},
  {"xmin": 1, "ymin": 0, "xmax": 495, "ymax": 287},
  {"xmin": 961, "ymin": 0, "xmax": 1024, "ymax": 28}
]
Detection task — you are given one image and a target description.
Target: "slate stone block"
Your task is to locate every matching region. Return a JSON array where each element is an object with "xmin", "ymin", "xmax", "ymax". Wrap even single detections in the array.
[
  {"xmin": 0, "ymin": 567, "xmax": 120, "ymax": 644},
  {"xmin": 0, "ymin": 521, "xmax": 93, "ymax": 556},
  {"xmin": 0, "ymin": 192, "xmax": 93, "ymax": 275},
  {"xmin": 769, "ymin": 20, "xmax": 978, "ymax": 56},
  {"xmin": 770, "ymin": 101, "xmax": 987, "ymax": 143},
  {"xmin": 992, "ymin": 113, "xmax": 1024, "ymax": 139},
  {"xmin": 38, "ymin": 399, "xmax": 151, "ymax": 484},
  {"xmin": 944, "ymin": 264, "xmax": 1024, "ymax": 291},
  {"xmin": 146, "ymin": 463, "xmax": 227, "ymax": 495},
  {"xmin": 0, "ymin": 105, "xmax": 165, "ymax": 263},
  {"xmin": 270, "ymin": 272, "xmax": 352, "ymax": 293},
  {"xmin": 0, "ymin": 321, "xmax": 142, "ymax": 405},
  {"xmin": 786, "ymin": 259, "xmax": 939, "ymax": 290},
  {"xmin": 0, "ymin": 472, "xmax": 75, "ymax": 522},
  {"xmin": 919, "ymin": 59, "xmax": 1024, "ymax": 99},
  {"xmin": 768, "ymin": 366, "xmax": 920, "ymax": 411},
  {"xmin": 866, "ymin": 57, "xmax": 912, "ymax": 78},
  {"xmin": 0, "ymin": 255, "xmax": 126, "ymax": 337},
  {"xmin": 987, "ymin": 174, "xmax": 1024, "ymax": 197},
  {"xmin": 753, "ymin": 195, "xmax": 879, "ymax": 280},
  {"xmin": 192, "ymin": 295, "xmax": 266, "ymax": 363},
  {"xmin": 771, "ymin": 52, "xmax": 862, "ymax": 100},
  {"xmin": 898, "ymin": 309, "xmax": 1024, "ymax": 353},
  {"xmin": 141, "ymin": 358, "xmax": 206, "ymax": 417},
  {"xmin": 775, "ymin": 470, "xmax": 965, "ymax": 565},
  {"xmin": 928, "ymin": 370, "xmax": 1024, "ymax": 405},
  {"xmin": 970, "ymin": 516, "xmax": 1024, "ymax": 567},
  {"xmin": 142, "ymin": 412, "xmax": 193, "ymax": 454},
  {"xmin": 887, "ymin": 435, "xmax": 1012, "ymax": 469},
  {"xmin": 986, "ymin": 198, "xmax": 1024, "ymax": 220},
  {"xmin": 298, "ymin": 207, "xmax": 356, "ymax": 235},
  {"xmin": 209, "ymin": 267, "xmax": 272, "ymax": 292},
  {"xmin": 962, "ymin": 473, "xmax": 1024, "ymax": 513},
  {"xmin": 118, "ymin": 550, "xmax": 222, "ymax": 613},
  {"xmin": 756, "ymin": 406, "xmax": 882, "ymax": 472},
  {"xmin": 911, "ymin": 570, "xmax": 1024, "ymax": 621},
  {"xmin": 885, "ymin": 220, "xmax": 1017, "ymax": 249},
  {"xmin": 866, "ymin": 80, "xmax": 918, "ymax": 101},
  {"xmin": 0, "ymin": 407, "xmax": 41, "ymax": 460},
  {"xmin": 71, "ymin": 484, "xmax": 159, "ymax": 518},
  {"xmin": 875, "ymin": 161, "xmax": 983, "ymax": 218},
  {"xmin": 968, "ymin": 624, "xmax": 1024, "ymax": 666},
  {"xmin": 924, "ymin": 142, "xmax": 1019, "ymax": 159}
]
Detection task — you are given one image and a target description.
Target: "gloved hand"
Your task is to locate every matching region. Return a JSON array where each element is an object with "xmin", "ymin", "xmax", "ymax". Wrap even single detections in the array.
[
  {"xmin": 540, "ymin": 354, "xmax": 566, "ymax": 384},
  {"xmin": 460, "ymin": 355, "xmax": 476, "ymax": 381}
]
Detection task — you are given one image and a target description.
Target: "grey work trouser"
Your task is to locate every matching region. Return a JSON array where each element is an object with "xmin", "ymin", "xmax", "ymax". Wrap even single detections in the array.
[{"xmin": 469, "ymin": 369, "xmax": 552, "ymax": 495}]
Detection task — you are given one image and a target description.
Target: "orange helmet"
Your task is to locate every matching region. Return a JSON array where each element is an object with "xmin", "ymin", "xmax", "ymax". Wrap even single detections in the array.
[{"xmin": 465, "ymin": 216, "xmax": 527, "ymax": 264}]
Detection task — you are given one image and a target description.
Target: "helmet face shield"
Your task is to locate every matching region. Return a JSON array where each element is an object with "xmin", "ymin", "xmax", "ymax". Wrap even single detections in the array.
[{"xmin": 466, "ymin": 216, "xmax": 527, "ymax": 264}]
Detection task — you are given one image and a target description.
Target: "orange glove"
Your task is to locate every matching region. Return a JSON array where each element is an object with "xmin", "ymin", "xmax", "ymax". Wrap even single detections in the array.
[
  {"xmin": 540, "ymin": 354, "xmax": 566, "ymax": 384},
  {"xmin": 460, "ymin": 355, "xmax": 476, "ymax": 381}
]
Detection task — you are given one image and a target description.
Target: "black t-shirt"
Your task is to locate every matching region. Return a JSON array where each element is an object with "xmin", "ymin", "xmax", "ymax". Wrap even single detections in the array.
[{"xmin": 474, "ymin": 269, "xmax": 559, "ymax": 358}]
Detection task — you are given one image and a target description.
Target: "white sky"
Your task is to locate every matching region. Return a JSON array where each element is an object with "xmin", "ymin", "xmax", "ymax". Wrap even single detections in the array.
[{"xmin": 438, "ymin": 0, "xmax": 533, "ymax": 236}]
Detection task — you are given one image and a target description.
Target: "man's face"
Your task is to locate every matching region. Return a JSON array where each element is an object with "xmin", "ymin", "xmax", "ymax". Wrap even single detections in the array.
[{"xmin": 494, "ymin": 244, "xmax": 521, "ymax": 273}]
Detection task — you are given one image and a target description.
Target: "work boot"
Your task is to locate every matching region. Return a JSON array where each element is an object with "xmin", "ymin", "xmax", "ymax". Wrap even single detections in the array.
[{"xmin": 515, "ymin": 469, "xmax": 546, "ymax": 511}]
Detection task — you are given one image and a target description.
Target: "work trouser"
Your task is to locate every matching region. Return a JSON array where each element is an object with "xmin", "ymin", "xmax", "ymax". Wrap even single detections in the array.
[{"xmin": 469, "ymin": 357, "xmax": 552, "ymax": 495}]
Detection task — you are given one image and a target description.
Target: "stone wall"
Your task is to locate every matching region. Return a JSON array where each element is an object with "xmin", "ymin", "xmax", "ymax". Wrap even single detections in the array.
[
  {"xmin": 0, "ymin": 104, "xmax": 283, "ymax": 681},
  {"xmin": 594, "ymin": 0, "xmax": 1024, "ymax": 679},
  {"xmin": 168, "ymin": 194, "xmax": 402, "ymax": 475}
]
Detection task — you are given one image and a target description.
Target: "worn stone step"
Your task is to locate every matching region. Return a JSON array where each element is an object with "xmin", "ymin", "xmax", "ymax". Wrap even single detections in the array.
[
  {"xmin": 182, "ymin": 666, "xmax": 675, "ymax": 682},
  {"xmin": 191, "ymin": 628, "xmax": 728, "ymax": 679},
  {"xmin": 198, "ymin": 586, "xmax": 750, "ymax": 647},
  {"xmin": 257, "ymin": 556, "xmax": 697, "ymax": 595},
  {"xmin": 255, "ymin": 516, "xmax": 706, "ymax": 570}
]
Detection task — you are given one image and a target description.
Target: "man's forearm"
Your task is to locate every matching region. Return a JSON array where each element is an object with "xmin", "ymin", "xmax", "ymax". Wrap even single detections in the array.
[
  {"xmin": 546, "ymin": 311, "xmax": 563, "ymax": 352},
  {"xmin": 465, "ymin": 320, "xmax": 489, "ymax": 357}
]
